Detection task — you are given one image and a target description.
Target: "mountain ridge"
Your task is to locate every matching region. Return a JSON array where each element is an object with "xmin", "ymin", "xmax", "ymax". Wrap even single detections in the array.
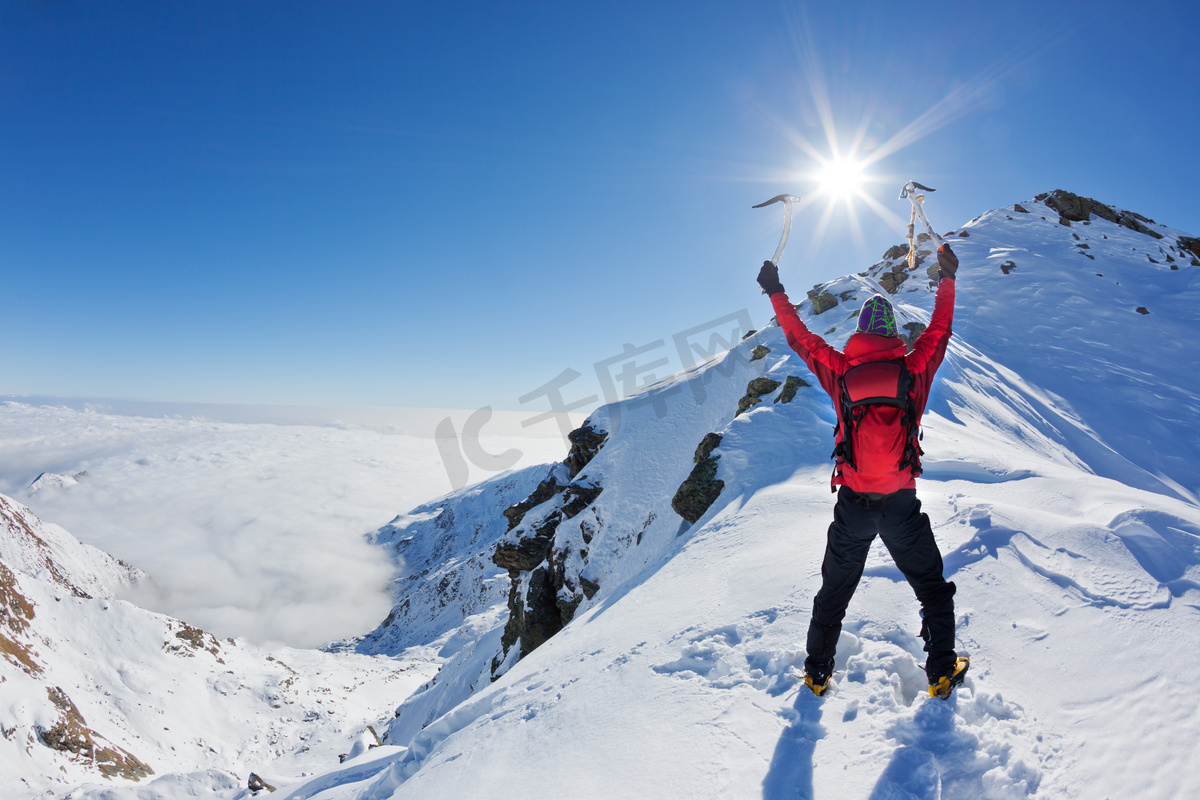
[{"xmin": 5, "ymin": 190, "xmax": 1199, "ymax": 798}]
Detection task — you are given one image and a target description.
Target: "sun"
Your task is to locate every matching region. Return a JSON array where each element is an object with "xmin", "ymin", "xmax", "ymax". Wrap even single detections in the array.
[{"xmin": 815, "ymin": 157, "xmax": 866, "ymax": 200}]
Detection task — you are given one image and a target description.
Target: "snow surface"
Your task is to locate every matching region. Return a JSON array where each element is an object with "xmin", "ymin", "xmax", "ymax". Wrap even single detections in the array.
[{"xmin": 5, "ymin": 194, "xmax": 1200, "ymax": 798}]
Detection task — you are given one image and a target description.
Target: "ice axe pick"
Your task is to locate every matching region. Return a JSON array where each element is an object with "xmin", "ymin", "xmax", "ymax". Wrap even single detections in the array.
[{"xmin": 752, "ymin": 194, "xmax": 802, "ymax": 293}]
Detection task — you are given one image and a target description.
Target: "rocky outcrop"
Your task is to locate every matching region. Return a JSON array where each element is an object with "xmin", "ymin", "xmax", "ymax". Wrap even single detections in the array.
[
  {"xmin": 1035, "ymin": 190, "xmax": 1163, "ymax": 239},
  {"xmin": 737, "ymin": 377, "xmax": 783, "ymax": 415},
  {"xmin": 671, "ymin": 434, "xmax": 725, "ymax": 524},
  {"xmin": 502, "ymin": 476, "xmax": 561, "ymax": 531},
  {"xmin": 879, "ymin": 267, "xmax": 910, "ymax": 294},
  {"xmin": 248, "ymin": 773, "xmax": 277, "ymax": 793},
  {"xmin": 1178, "ymin": 236, "xmax": 1200, "ymax": 266},
  {"xmin": 773, "ymin": 375, "xmax": 809, "ymax": 404},
  {"xmin": 750, "ymin": 345, "xmax": 770, "ymax": 362},
  {"xmin": 38, "ymin": 686, "xmax": 154, "ymax": 780},
  {"xmin": 564, "ymin": 424, "xmax": 607, "ymax": 478},
  {"xmin": 164, "ymin": 620, "xmax": 223, "ymax": 660},
  {"xmin": 493, "ymin": 423, "xmax": 610, "ymax": 668},
  {"xmin": 0, "ymin": 561, "xmax": 40, "ymax": 676},
  {"xmin": 807, "ymin": 288, "xmax": 839, "ymax": 314}
]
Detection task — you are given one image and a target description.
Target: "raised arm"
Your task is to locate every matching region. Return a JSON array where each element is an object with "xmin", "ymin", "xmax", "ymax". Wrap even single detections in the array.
[
  {"xmin": 757, "ymin": 261, "xmax": 846, "ymax": 393},
  {"xmin": 907, "ymin": 244, "xmax": 958, "ymax": 398}
]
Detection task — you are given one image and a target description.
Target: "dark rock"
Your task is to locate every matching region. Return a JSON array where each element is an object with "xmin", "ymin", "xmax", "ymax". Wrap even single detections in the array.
[
  {"xmin": 1037, "ymin": 189, "xmax": 1118, "ymax": 223},
  {"xmin": 249, "ymin": 773, "xmax": 277, "ymax": 793},
  {"xmin": 883, "ymin": 243, "xmax": 909, "ymax": 261},
  {"xmin": 879, "ymin": 270, "xmax": 909, "ymax": 294},
  {"xmin": 564, "ymin": 425, "xmax": 608, "ymax": 478},
  {"xmin": 1013, "ymin": 204, "xmax": 1029, "ymax": 213},
  {"xmin": 1000, "ymin": 261, "xmax": 1017, "ymax": 275},
  {"xmin": 672, "ymin": 456, "xmax": 724, "ymax": 524},
  {"xmin": 1119, "ymin": 213, "xmax": 1163, "ymax": 239},
  {"xmin": 493, "ymin": 513, "xmax": 560, "ymax": 573},
  {"xmin": 502, "ymin": 476, "xmax": 560, "ymax": 531},
  {"xmin": 1178, "ymin": 236, "xmax": 1200, "ymax": 259},
  {"xmin": 741, "ymin": 329, "xmax": 758, "ymax": 340},
  {"xmin": 39, "ymin": 687, "xmax": 154, "ymax": 780},
  {"xmin": 750, "ymin": 344, "xmax": 770, "ymax": 362},
  {"xmin": 737, "ymin": 377, "xmax": 783, "ymax": 415},
  {"xmin": 579, "ymin": 576, "xmax": 600, "ymax": 599},
  {"xmin": 1058, "ymin": 217, "xmax": 1072, "ymax": 227},
  {"xmin": 561, "ymin": 484, "xmax": 602, "ymax": 519},
  {"xmin": 520, "ymin": 567, "xmax": 562, "ymax": 656},
  {"xmin": 499, "ymin": 576, "xmax": 524, "ymax": 655},
  {"xmin": 807, "ymin": 289, "xmax": 839, "ymax": 314},
  {"xmin": 693, "ymin": 432, "xmax": 723, "ymax": 463},
  {"xmin": 916, "ymin": 232, "xmax": 932, "ymax": 244},
  {"xmin": 774, "ymin": 375, "xmax": 810, "ymax": 404},
  {"xmin": 958, "ymin": 230, "xmax": 970, "ymax": 237},
  {"xmin": 1136, "ymin": 307, "xmax": 1150, "ymax": 315}
]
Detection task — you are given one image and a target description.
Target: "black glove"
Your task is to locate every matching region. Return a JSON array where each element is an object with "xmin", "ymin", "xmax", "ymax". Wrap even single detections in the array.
[
  {"xmin": 937, "ymin": 244, "xmax": 958, "ymax": 281},
  {"xmin": 757, "ymin": 260, "xmax": 785, "ymax": 295}
]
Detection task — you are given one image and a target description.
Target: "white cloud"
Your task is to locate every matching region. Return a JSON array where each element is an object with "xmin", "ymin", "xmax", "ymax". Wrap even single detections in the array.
[{"xmin": 0, "ymin": 401, "xmax": 565, "ymax": 648}]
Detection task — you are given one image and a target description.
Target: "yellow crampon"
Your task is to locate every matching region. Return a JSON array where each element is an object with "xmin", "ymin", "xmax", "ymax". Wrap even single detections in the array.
[
  {"xmin": 928, "ymin": 656, "xmax": 970, "ymax": 700},
  {"xmin": 804, "ymin": 674, "xmax": 831, "ymax": 697}
]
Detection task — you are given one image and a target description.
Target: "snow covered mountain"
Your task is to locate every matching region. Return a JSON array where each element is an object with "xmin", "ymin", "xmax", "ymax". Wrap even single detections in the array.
[
  {"xmin": 279, "ymin": 190, "xmax": 1200, "ymax": 799},
  {"xmin": 6, "ymin": 190, "xmax": 1200, "ymax": 799},
  {"xmin": 0, "ymin": 494, "xmax": 439, "ymax": 798}
]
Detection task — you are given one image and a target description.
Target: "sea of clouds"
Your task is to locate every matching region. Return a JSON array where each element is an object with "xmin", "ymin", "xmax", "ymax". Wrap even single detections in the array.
[{"xmin": 0, "ymin": 400, "xmax": 569, "ymax": 648}]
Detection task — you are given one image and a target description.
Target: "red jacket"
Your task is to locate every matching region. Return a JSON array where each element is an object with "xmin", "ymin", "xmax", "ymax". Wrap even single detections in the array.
[{"xmin": 770, "ymin": 279, "xmax": 955, "ymax": 494}]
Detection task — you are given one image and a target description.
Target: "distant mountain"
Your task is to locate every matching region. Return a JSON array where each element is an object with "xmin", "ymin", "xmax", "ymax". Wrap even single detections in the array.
[{"xmin": 0, "ymin": 493, "xmax": 437, "ymax": 798}]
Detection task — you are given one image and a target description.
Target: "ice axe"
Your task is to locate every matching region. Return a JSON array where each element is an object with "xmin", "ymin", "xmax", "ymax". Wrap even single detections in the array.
[
  {"xmin": 900, "ymin": 180, "xmax": 945, "ymax": 248},
  {"xmin": 900, "ymin": 181, "xmax": 946, "ymax": 270},
  {"xmin": 752, "ymin": 193, "xmax": 802, "ymax": 293}
]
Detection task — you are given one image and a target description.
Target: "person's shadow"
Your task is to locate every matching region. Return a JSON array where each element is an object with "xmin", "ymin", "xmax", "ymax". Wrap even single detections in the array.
[
  {"xmin": 868, "ymin": 696, "xmax": 981, "ymax": 799},
  {"xmin": 761, "ymin": 688, "xmax": 825, "ymax": 799}
]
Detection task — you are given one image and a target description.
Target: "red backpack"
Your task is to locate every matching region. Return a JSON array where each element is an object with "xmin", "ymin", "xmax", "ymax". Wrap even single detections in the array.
[{"xmin": 831, "ymin": 360, "xmax": 923, "ymax": 483}]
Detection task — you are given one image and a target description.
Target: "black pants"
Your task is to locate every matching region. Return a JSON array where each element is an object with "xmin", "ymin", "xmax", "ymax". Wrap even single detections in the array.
[{"xmin": 804, "ymin": 487, "xmax": 957, "ymax": 683}]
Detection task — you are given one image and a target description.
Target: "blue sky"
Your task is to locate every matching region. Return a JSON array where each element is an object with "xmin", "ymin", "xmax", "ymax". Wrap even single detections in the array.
[{"xmin": 2, "ymin": 0, "xmax": 1197, "ymax": 420}]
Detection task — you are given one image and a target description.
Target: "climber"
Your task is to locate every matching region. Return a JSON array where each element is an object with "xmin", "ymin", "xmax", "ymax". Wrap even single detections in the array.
[{"xmin": 756, "ymin": 243, "xmax": 969, "ymax": 699}]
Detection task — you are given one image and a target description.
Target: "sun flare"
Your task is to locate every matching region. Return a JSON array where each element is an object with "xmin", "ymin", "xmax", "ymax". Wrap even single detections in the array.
[{"xmin": 815, "ymin": 157, "xmax": 866, "ymax": 199}]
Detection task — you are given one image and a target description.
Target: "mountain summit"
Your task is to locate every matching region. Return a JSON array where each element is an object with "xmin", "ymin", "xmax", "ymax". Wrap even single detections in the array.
[
  {"xmin": 332, "ymin": 190, "xmax": 1200, "ymax": 800},
  {"xmin": 6, "ymin": 191, "xmax": 1200, "ymax": 799}
]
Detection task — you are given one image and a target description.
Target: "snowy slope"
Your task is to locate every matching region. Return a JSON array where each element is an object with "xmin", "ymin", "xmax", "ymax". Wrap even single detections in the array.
[
  {"xmin": 0, "ymin": 494, "xmax": 439, "ymax": 799},
  {"xmin": 272, "ymin": 192, "xmax": 1200, "ymax": 800}
]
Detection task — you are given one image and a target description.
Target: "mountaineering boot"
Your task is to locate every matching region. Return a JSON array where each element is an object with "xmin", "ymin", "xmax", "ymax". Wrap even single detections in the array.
[
  {"xmin": 803, "ymin": 660, "xmax": 834, "ymax": 697},
  {"xmin": 928, "ymin": 657, "xmax": 970, "ymax": 700}
]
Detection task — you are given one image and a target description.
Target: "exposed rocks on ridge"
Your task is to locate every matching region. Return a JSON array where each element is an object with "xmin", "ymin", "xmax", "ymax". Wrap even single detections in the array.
[
  {"xmin": 493, "ymin": 424, "xmax": 609, "ymax": 669},
  {"xmin": 671, "ymin": 433, "xmax": 725, "ymax": 524},
  {"xmin": 736, "ymin": 377, "xmax": 783, "ymax": 416}
]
